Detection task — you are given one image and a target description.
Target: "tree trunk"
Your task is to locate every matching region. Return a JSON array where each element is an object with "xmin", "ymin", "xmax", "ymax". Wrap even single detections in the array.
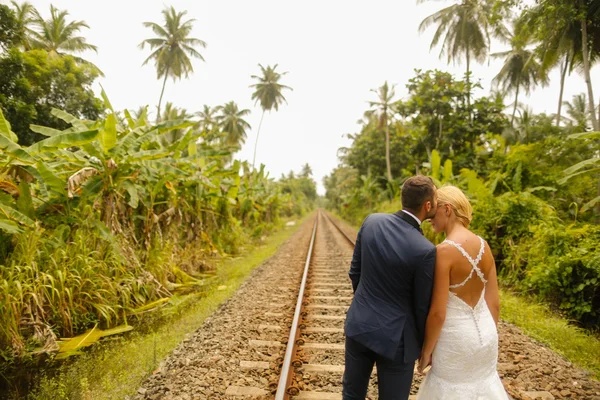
[
  {"xmin": 252, "ymin": 110, "xmax": 266, "ymax": 170},
  {"xmin": 385, "ymin": 123, "xmax": 392, "ymax": 182},
  {"xmin": 511, "ymin": 84, "xmax": 520, "ymax": 125},
  {"xmin": 437, "ymin": 116, "xmax": 443, "ymax": 149},
  {"xmin": 157, "ymin": 68, "xmax": 169, "ymax": 124},
  {"xmin": 556, "ymin": 55, "xmax": 569, "ymax": 127},
  {"xmin": 466, "ymin": 46, "xmax": 471, "ymax": 120},
  {"xmin": 580, "ymin": 1, "xmax": 599, "ymax": 131}
]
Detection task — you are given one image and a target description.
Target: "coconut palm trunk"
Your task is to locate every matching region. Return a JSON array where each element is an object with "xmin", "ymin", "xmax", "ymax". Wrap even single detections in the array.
[
  {"xmin": 511, "ymin": 84, "xmax": 520, "ymax": 125},
  {"xmin": 556, "ymin": 55, "xmax": 569, "ymax": 127},
  {"xmin": 466, "ymin": 44, "xmax": 471, "ymax": 114},
  {"xmin": 156, "ymin": 67, "xmax": 170, "ymax": 123},
  {"xmin": 385, "ymin": 123, "xmax": 392, "ymax": 181},
  {"xmin": 580, "ymin": 0, "xmax": 599, "ymax": 131},
  {"xmin": 252, "ymin": 110, "xmax": 265, "ymax": 169}
]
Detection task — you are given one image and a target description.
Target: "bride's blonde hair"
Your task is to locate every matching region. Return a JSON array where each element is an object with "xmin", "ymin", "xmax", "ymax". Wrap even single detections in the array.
[{"xmin": 437, "ymin": 186, "xmax": 473, "ymax": 227}]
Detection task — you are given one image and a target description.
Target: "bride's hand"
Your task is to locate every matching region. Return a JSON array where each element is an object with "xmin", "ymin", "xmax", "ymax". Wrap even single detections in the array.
[{"xmin": 418, "ymin": 353, "xmax": 432, "ymax": 374}]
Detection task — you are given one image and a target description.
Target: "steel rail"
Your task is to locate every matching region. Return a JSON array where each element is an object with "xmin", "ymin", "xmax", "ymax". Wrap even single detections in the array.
[
  {"xmin": 274, "ymin": 210, "xmax": 320, "ymax": 399},
  {"xmin": 322, "ymin": 211, "xmax": 356, "ymax": 247}
]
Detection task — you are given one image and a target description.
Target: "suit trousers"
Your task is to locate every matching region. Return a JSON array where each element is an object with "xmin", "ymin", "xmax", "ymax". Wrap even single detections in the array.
[{"xmin": 342, "ymin": 335, "xmax": 414, "ymax": 400}]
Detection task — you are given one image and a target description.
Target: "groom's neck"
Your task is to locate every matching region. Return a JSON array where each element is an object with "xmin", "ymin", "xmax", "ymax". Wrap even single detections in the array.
[{"xmin": 402, "ymin": 207, "xmax": 423, "ymax": 222}]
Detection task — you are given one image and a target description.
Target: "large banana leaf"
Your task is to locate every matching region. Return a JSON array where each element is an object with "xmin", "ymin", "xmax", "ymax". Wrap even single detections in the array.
[
  {"xmin": 29, "ymin": 129, "xmax": 100, "ymax": 154},
  {"xmin": 99, "ymin": 113, "xmax": 117, "ymax": 153},
  {"xmin": 129, "ymin": 298, "xmax": 170, "ymax": 314},
  {"xmin": 16, "ymin": 181, "xmax": 35, "ymax": 219},
  {"xmin": 56, "ymin": 324, "xmax": 133, "ymax": 359},
  {"xmin": 81, "ymin": 142, "xmax": 104, "ymax": 160},
  {"xmin": 581, "ymin": 196, "xmax": 600, "ymax": 213},
  {"xmin": 563, "ymin": 157, "xmax": 600, "ymax": 176},
  {"xmin": 122, "ymin": 180, "xmax": 139, "ymax": 208},
  {"xmin": 0, "ymin": 219, "xmax": 20, "ymax": 234},
  {"xmin": 29, "ymin": 125, "xmax": 64, "ymax": 137},
  {"xmin": 171, "ymin": 128, "xmax": 201, "ymax": 155},
  {"xmin": 127, "ymin": 149, "xmax": 172, "ymax": 162},
  {"xmin": 154, "ymin": 120, "xmax": 195, "ymax": 135},
  {"xmin": 144, "ymin": 160, "xmax": 189, "ymax": 177},
  {"xmin": 0, "ymin": 135, "xmax": 36, "ymax": 165},
  {"xmin": 567, "ymin": 131, "xmax": 600, "ymax": 140},
  {"xmin": 51, "ymin": 108, "xmax": 87, "ymax": 130},
  {"xmin": 188, "ymin": 141, "xmax": 197, "ymax": 156},
  {"xmin": 123, "ymin": 109, "xmax": 136, "ymax": 130},
  {"xmin": 100, "ymin": 87, "xmax": 115, "ymax": 113},
  {"xmin": 36, "ymin": 162, "xmax": 67, "ymax": 197},
  {"xmin": 0, "ymin": 199, "xmax": 35, "ymax": 227},
  {"xmin": 558, "ymin": 167, "xmax": 600, "ymax": 184},
  {"xmin": 80, "ymin": 175, "xmax": 104, "ymax": 198},
  {"xmin": 109, "ymin": 127, "xmax": 147, "ymax": 158},
  {"xmin": 0, "ymin": 109, "xmax": 19, "ymax": 143}
]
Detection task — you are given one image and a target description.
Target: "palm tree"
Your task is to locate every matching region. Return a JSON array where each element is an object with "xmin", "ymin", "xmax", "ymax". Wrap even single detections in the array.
[
  {"xmin": 418, "ymin": 0, "xmax": 502, "ymax": 109},
  {"xmin": 525, "ymin": 3, "xmax": 575, "ymax": 127},
  {"xmin": 300, "ymin": 163, "xmax": 313, "ymax": 177},
  {"xmin": 523, "ymin": 2, "xmax": 578, "ymax": 127},
  {"xmin": 249, "ymin": 63, "xmax": 292, "ymax": 169},
  {"xmin": 523, "ymin": 0, "xmax": 600, "ymax": 130},
  {"xmin": 492, "ymin": 21, "xmax": 547, "ymax": 124},
  {"xmin": 369, "ymin": 81, "xmax": 397, "ymax": 182},
  {"xmin": 216, "ymin": 101, "xmax": 251, "ymax": 151},
  {"xmin": 29, "ymin": 5, "xmax": 97, "ymax": 58},
  {"xmin": 196, "ymin": 105, "xmax": 218, "ymax": 132},
  {"xmin": 139, "ymin": 6, "xmax": 207, "ymax": 122},
  {"xmin": 133, "ymin": 106, "xmax": 149, "ymax": 123},
  {"xmin": 577, "ymin": 0, "xmax": 599, "ymax": 131},
  {"xmin": 513, "ymin": 105, "xmax": 534, "ymax": 144},
  {"xmin": 9, "ymin": 1, "xmax": 36, "ymax": 49},
  {"xmin": 563, "ymin": 93, "xmax": 590, "ymax": 132},
  {"xmin": 159, "ymin": 102, "xmax": 189, "ymax": 122},
  {"xmin": 159, "ymin": 102, "xmax": 189, "ymax": 145}
]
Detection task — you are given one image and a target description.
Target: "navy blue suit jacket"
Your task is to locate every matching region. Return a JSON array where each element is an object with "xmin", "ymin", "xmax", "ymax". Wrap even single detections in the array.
[{"xmin": 344, "ymin": 211, "xmax": 436, "ymax": 362}]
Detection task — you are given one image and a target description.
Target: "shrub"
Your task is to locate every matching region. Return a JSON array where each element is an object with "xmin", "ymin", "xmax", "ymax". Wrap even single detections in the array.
[{"xmin": 522, "ymin": 223, "xmax": 600, "ymax": 327}]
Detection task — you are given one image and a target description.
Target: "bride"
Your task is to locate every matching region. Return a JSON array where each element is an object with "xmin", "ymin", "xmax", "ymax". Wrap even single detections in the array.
[{"xmin": 416, "ymin": 186, "xmax": 509, "ymax": 399}]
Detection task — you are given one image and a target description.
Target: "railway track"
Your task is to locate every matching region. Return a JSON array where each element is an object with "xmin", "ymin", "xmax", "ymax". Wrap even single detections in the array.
[
  {"xmin": 273, "ymin": 210, "xmax": 357, "ymax": 399},
  {"xmin": 136, "ymin": 209, "xmax": 600, "ymax": 400}
]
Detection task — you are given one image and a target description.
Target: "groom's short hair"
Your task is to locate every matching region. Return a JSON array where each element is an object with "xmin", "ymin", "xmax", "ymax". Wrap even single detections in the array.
[{"xmin": 401, "ymin": 175, "xmax": 436, "ymax": 211}]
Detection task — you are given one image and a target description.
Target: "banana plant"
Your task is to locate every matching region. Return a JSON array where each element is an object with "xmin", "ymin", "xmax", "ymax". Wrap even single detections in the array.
[
  {"xmin": 559, "ymin": 131, "xmax": 600, "ymax": 213},
  {"xmin": 0, "ymin": 110, "xmax": 38, "ymax": 233}
]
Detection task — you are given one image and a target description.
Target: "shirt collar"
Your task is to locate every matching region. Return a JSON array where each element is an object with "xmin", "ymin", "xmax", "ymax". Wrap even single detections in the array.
[{"xmin": 402, "ymin": 209, "xmax": 422, "ymax": 226}]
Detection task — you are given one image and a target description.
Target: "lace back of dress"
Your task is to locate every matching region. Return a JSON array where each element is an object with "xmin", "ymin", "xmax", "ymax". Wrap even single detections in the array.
[{"xmin": 445, "ymin": 236, "xmax": 487, "ymax": 289}]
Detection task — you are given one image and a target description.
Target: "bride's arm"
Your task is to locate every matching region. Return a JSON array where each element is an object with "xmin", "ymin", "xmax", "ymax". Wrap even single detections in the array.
[
  {"xmin": 483, "ymin": 242, "xmax": 500, "ymax": 326},
  {"xmin": 420, "ymin": 244, "xmax": 452, "ymax": 371}
]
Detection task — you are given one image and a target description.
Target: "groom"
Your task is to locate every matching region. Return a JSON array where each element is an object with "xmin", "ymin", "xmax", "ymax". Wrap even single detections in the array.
[{"xmin": 343, "ymin": 175, "xmax": 438, "ymax": 399}]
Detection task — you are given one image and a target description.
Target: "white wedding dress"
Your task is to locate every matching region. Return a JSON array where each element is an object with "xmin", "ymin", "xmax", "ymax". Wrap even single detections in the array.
[{"xmin": 417, "ymin": 237, "xmax": 509, "ymax": 400}]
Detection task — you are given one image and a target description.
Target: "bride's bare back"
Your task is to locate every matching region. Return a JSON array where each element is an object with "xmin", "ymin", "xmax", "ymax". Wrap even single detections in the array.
[{"xmin": 438, "ymin": 231, "xmax": 500, "ymax": 323}]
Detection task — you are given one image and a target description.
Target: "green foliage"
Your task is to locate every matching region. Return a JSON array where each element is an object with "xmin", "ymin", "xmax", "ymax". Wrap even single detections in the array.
[
  {"xmin": 0, "ymin": 4, "xmax": 22, "ymax": 50},
  {"xmin": 0, "ymin": 102, "xmax": 315, "ymax": 365},
  {"xmin": 522, "ymin": 223, "xmax": 600, "ymax": 326},
  {"xmin": 0, "ymin": 47, "xmax": 103, "ymax": 145},
  {"xmin": 325, "ymin": 67, "xmax": 600, "ymax": 329}
]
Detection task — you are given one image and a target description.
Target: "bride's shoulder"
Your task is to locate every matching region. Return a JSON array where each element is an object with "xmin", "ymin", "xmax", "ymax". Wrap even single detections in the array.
[{"xmin": 435, "ymin": 241, "xmax": 456, "ymax": 256}]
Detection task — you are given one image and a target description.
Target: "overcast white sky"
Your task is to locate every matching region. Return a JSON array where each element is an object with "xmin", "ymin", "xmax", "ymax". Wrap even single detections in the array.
[{"xmin": 8, "ymin": 0, "xmax": 600, "ymax": 194}]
